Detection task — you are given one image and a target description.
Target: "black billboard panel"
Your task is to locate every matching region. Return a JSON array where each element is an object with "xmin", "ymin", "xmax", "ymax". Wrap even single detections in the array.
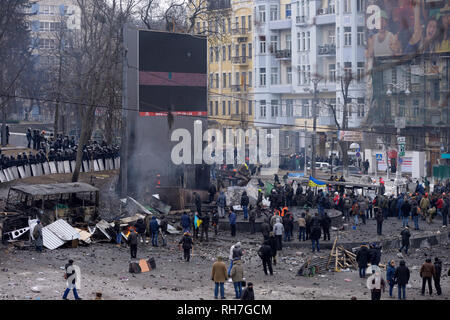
[{"xmin": 138, "ymin": 30, "xmax": 207, "ymax": 116}]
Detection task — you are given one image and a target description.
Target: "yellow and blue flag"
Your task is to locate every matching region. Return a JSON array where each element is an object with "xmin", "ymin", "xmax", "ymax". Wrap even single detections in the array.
[
  {"xmin": 308, "ymin": 176, "xmax": 326, "ymax": 188},
  {"xmin": 194, "ymin": 215, "xmax": 202, "ymax": 229}
]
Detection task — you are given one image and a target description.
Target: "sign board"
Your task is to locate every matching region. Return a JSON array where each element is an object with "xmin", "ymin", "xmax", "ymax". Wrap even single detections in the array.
[
  {"xmin": 400, "ymin": 157, "xmax": 412, "ymax": 173},
  {"xmin": 395, "ymin": 117, "xmax": 406, "ymax": 129},
  {"xmin": 399, "ymin": 144, "xmax": 405, "ymax": 157},
  {"xmin": 442, "ymin": 153, "xmax": 450, "ymax": 159},
  {"xmin": 376, "ymin": 154, "xmax": 382, "ymax": 161},
  {"xmin": 397, "ymin": 136, "xmax": 405, "ymax": 144},
  {"xmin": 356, "ymin": 152, "xmax": 361, "ymax": 158},
  {"xmin": 338, "ymin": 130, "xmax": 363, "ymax": 141}
]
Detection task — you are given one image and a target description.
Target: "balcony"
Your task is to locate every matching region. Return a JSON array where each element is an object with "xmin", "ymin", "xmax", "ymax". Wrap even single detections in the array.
[
  {"xmin": 231, "ymin": 56, "xmax": 249, "ymax": 65},
  {"xmin": 315, "ymin": 8, "xmax": 336, "ymax": 25},
  {"xmin": 207, "ymin": 0, "xmax": 231, "ymax": 11},
  {"xmin": 269, "ymin": 19, "xmax": 292, "ymax": 30},
  {"xmin": 231, "ymin": 85, "xmax": 241, "ymax": 92},
  {"xmin": 318, "ymin": 115, "xmax": 335, "ymax": 126},
  {"xmin": 232, "ymin": 27, "xmax": 249, "ymax": 35},
  {"xmin": 274, "ymin": 49, "xmax": 291, "ymax": 60},
  {"xmin": 318, "ymin": 44, "xmax": 336, "ymax": 56},
  {"xmin": 296, "ymin": 16, "xmax": 307, "ymax": 25}
]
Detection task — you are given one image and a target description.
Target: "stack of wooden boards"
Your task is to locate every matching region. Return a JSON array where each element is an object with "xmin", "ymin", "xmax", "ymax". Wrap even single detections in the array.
[{"xmin": 327, "ymin": 237, "xmax": 358, "ymax": 271}]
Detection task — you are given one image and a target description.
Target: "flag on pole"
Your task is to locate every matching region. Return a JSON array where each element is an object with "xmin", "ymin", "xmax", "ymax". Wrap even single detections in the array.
[{"xmin": 308, "ymin": 176, "xmax": 326, "ymax": 187}]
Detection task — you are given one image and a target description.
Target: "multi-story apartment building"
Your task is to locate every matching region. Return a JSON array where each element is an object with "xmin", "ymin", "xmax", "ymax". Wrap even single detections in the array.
[
  {"xmin": 201, "ymin": 0, "xmax": 255, "ymax": 149},
  {"xmin": 253, "ymin": 0, "xmax": 367, "ymax": 158}
]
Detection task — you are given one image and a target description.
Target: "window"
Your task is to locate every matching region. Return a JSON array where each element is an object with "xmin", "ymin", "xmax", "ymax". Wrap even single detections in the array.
[
  {"xmin": 248, "ymin": 71, "xmax": 252, "ymax": 87},
  {"xmin": 357, "ymin": 62, "xmax": 364, "ymax": 82},
  {"xmin": 260, "ymin": 37, "xmax": 266, "ymax": 53},
  {"xmin": 228, "ymin": 45, "xmax": 231, "ymax": 60},
  {"xmin": 347, "ymin": 103, "xmax": 352, "ymax": 117},
  {"xmin": 210, "ymin": 101, "xmax": 213, "ymax": 115},
  {"xmin": 260, "ymin": 100, "xmax": 266, "ymax": 117},
  {"xmin": 297, "ymin": 33, "xmax": 301, "ymax": 52},
  {"xmin": 357, "ymin": 0, "xmax": 365, "ymax": 12},
  {"xmin": 235, "ymin": 17, "xmax": 239, "ymax": 30},
  {"xmin": 241, "ymin": 16, "xmax": 246, "ymax": 31},
  {"xmin": 287, "ymin": 67, "xmax": 292, "ymax": 84},
  {"xmin": 270, "ymin": 5, "xmax": 278, "ymax": 21},
  {"xmin": 271, "ymin": 100, "xmax": 279, "ymax": 117},
  {"xmin": 271, "ymin": 67, "xmax": 278, "ymax": 85},
  {"xmin": 248, "ymin": 100, "xmax": 252, "ymax": 115},
  {"xmin": 328, "ymin": 29, "xmax": 336, "ymax": 44},
  {"xmin": 228, "ymin": 18, "xmax": 231, "ymax": 33},
  {"xmin": 235, "ymin": 101, "xmax": 240, "ymax": 114},
  {"xmin": 344, "ymin": 27, "xmax": 351, "ymax": 46},
  {"xmin": 209, "ymin": 47, "xmax": 213, "ymax": 61},
  {"xmin": 215, "ymin": 19, "xmax": 219, "ymax": 33},
  {"xmin": 235, "ymin": 44, "xmax": 239, "ymax": 58},
  {"xmin": 302, "ymin": 66, "xmax": 306, "ymax": 84},
  {"xmin": 223, "ymin": 73, "xmax": 227, "ymax": 88},
  {"xmin": 329, "ymin": 64, "xmax": 336, "ymax": 82},
  {"xmin": 248, "ymin": 15, "xmax": 252, "ymax": 31},
  {"xmin": 39, "ymin": 21, "xmax": 60, "ymax": 32},
  {"xmin": 286, "ymin": 99, "xmax": 293, "ymax": 117},
  {"xmin": 215, "ymin": 47, "xmax": 219, "ymax": 62},
  {"xmin": 385, "ymin": 100, "xmax": 391, "ymax": 118},
  {"xmin": 197, "ymin": 22, "xmax": 201, "ymax": 33},
  {"xmin": 357, "ymin": 98, "xmax": 365, "ymax": 117},
  {"xmin": 228, "ymin": 72, "xmax": 231, "ymax": 87},
  {"xmin": 242, "ymin": 72, "xmax": 247, "ymax": 90},
  {"xmin": 329, "ymin": 0, "xmax": 336, "ymax": 13},
  {"xmin": 302, "ymin": 100, "xmax": 309, "ymax": 117},
  {"xmin": 259, "ymin": 5, "xmax": 266, "ymax": 23},
  {"xmin": 302, "ymin": 32, "xmax": 306, "ymax": 51},
  {"xmin": 241, "ymin": 43, "xmax": 246, "ymax": 57},
  {"xmin": 222, "ymin": 101, "xmax": 226, "ymax": 115},
  {"xmin": 209, "ymin": 73, "xmax": 213, "ymax": 88},
  {"xmin": 215, "ymin": 101, "xmax": 219, "ymax": 115},
  {"xmin": 260, "ymin": 68, "xmax": 266, "ymax": 86},
  {"xmin": 248, "ymin": 43, "xmax": 252, "ymax": 58},
  {"xmin": 270, "ymin": 35, "xmax": 278, "ymax": 52},
  {"xmin": 286, "ymin": 35, "xmax": 291, "ymax": 50},
  {"xmin": 285, "ymin": 135, "xmax": 290, "ymax": 149},
  {"xmin": 39, "ymin": 38, "xmax": 55, "ymax": 49},
  {"xmin": 413, "ymin": 99, "xmax": 420, "ymax": 118},
  {"xmin": 306, "ymin": 32, "xmax": 310, "ymax": 50},
  {"xmin": 344, "ymin": 62, "xmax": 352, "ymax": 78},
  {"xmin": 222, "ymin": 46, "xmax": 226, "ymax": 61},
  {"xmin": 307, "ymin": 65, "xmax": 311, "ymax": 84},
  {"xmin": 235, "ymin": 72, "xmax": 240, "ymax": 86},
  {"xmin": 215, "ymin": 73, "xmax": 219, "ymax": 88},
  {"xmin": 398, "ymin": 99, "xmax": 405, "ymax": 117},
  {"xmin": 203, "ymin": 22, "xmax": 206, "ymax": 32},
  {"xmin": 286, "ymin": 4, "xmax": 291, "ymax": 18},
  {"xmin": 337, "ymin": 27, "xmax": 340, "ymax": 48},
  {"xmin": 344, "ymin": 0, "xmax": 351, "ymax": 13},
  {"xmin": 39, "ymin": 5, "xmax": 58, "ymax": 15},
  {"xmin": 228, "ymin": 101, "xmax": 231, "ymax": 115},
  {"xmin": 357, "ymin": 27, "xmax": 364, "ymax": 46}
]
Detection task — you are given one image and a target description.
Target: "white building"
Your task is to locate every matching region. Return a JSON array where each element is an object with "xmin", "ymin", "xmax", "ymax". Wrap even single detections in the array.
[{"xmin": 252, "ymin": 0, "xmax": 367, "ymax": 157}]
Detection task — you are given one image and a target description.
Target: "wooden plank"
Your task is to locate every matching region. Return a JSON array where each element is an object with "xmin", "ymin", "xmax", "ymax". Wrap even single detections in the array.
[{"xmin": 327, "ymin": 236, "xmax": 338, "ymax": 269}]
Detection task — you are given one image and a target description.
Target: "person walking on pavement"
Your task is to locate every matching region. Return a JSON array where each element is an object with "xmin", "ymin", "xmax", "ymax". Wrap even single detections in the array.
[
  {"xmin": 211, "ymin": 256, "xmax": 228, "ymax": 299},
  {"xmin": 273, "ymin": 218, "xmax": 284, "ymax": 251},
  {"xmin": 159, "ymin": 215, "xmax": 168, "ymax": 246},
  {"xmin": 386, "ymin": 260, "xmax": 396, "ymax": 298},
  {"xmin": 310, "ymin": 213, "xmax": 321, "ymax": 252},
  {"xmin": 211, "ymin": 209, "xmax": 219, "ymax": 236},
  {"xmin": 26, "ymin": 128, "xmax": 32, "ymax": 149},
  {"xmin": 62, "ymin": 259, "xmax": 81, "ymax": 300},
  {"xmin": 249, "ymin": 209, "xmax": 256, "ymax": 234},
  {"xmin": 149, "ymin": 216, "xmax": 159, "ymax": 247},
  {"xmin": 241, "ymin": 282, "xmax": 254, "ymax": 300},
  {"xmin": 114, "ymin": 220, "xmax": 122, "ymax": 246},
  {"xmin": 217, "ymin": 190, "xmax": 226, "ymax": 218},
  {"xmin": 257, "ymin": 241, "xmax": 273, "ymax": 276},
  {"xmin": 366, "ymin": 270, "xmax": 386, "ymax": 300},
  {"xmin": 199, "ymin": 211, "xmax": 210, "ymax": 242},
  {"xmin": 268, "ymin": 232, "xmax": 278, "ymax": 266},
  {"xmin": 241, "ymin": 191, "xmax": 249, "ymax": 220},
  {"xmin": 229, "ymin": 209, "xmax": 237, "ymax": 237},
  {"xmin": 399, "ymin": 226, "xmax": 411, "ymax": 255},
  {"xmin": 401, "ymin": 198, "xmax": 411, "ymax": 228},
  {"xmin": 128, "ymin": 227, "xmax": 138, "ymax": 259},
  {"xmin": 298, "ymin": 212, "xmax": 306, "ymax": 241},
  {"xmin": 394, "ymin": 260, "xmax": 410, "ymax": 300},
  {"xmin": 356, "ymin": 244, "xmax": 369, "ymax": 278},
  {"xmin": 420, "ymin": 193, "xmax": 430, "ymax": 221},
  {"xmin": 33, "ymin": 220, "xmax": 43, "ymax": 252},
  {"xmin": 320, "ymin": 211, "xmax": 331, "ymax": 241},
  {"xmin": 208, "ymin": 183, "xmax": 217, "ymax": 204},
  {"xmin": 420, "ymin": 258, "xmax": 435, "ymax": 296},
  {"xmin": 230, "ymin": 259, "xmax": 244, "ymax": 299},
  {"xmin": 261, "ymin": 218, "xmax": 271, "ymax": 241},
  {"xmin": 178, "ymin": 232, "xmax": 194, "ymax": 262},
  {"xmin": 228, "ymin": 242, "xmax": 242, "ymax": 276},
  {"xmin": 193, "ymin": 192, "xmax": 202, "ymax": 215},
  {"xmin": 433, "ymin": 257, "xmax": 442, "ymax": 296},
  {"xmin": 375, "ymin": 207, "xmax": 384, "ymax": 235},
  {"xmin": 134, "ymin": 218, "xmax": 146, "ymax": 244}
]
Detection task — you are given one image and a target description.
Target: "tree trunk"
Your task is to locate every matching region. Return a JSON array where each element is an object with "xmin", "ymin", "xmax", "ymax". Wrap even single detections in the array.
[
  {"xmin": 54, "ymin": 102, "xmax": 59, "ymax": 135},
  {"xmin": 338, "ymin": 140, "xmax": 349, "ymax": 177},
  {"xmin": 72, "ymin": 106, "xmax": 94, "ymax": 182}
]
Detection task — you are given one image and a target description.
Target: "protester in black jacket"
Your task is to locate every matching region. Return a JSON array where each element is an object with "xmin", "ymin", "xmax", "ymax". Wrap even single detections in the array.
[
  {"xmin": 356, "ymin": 244, "xmax": 369, "ymax": 278},
  {"xmin": 241, "ymin": 191, "xmax": 250, "ymax": 220},
  {"xmin": 433, "ymin": 257, "xmax": 442, "ymax": 296},
  {"xmin": 268, "ymin": 232, "xmax": 278, "ymax": 266},
  {"xmin": 320, "ymin": 211, "xmax": 331, "ymax": 241},
  {"xmin": 258, "ymin": 241, "xmax": 273, "ymax": 275},
  {"xmin": 394, "ymin": 260, "xmax": 410, "ymax": 300},
  {"xmin": 368, "ymin": 244, "xmax": 381, "ymax": 266},
  {"xmin": 260, "ymin": 219, "xmax": 271, "ymax": 240},
  {"xmin": 241, "ymin": 282, "xmax": 254, "ymax": 300}
]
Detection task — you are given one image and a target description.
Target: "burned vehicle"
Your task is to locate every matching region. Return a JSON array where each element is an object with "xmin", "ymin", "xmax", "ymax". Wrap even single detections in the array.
[{"xmin": 2, "ymin": 183, "xmax": 99, "ymax": 240}]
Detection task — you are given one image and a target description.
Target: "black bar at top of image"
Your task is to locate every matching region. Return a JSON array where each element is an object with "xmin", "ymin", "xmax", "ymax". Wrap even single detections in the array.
[
  {"xmin": 139, "ymin": 31, "xmax": 207, "ymax": 74},
  {"xmin": 139, "ymin": 85, "xmax": 207, "ymax": 113}
]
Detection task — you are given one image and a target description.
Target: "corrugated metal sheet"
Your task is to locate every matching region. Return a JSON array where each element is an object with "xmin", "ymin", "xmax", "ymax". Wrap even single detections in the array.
[
  {"xmin": 42, "ymin": 219, "xmax": 81, "ymax": 250},
  {"xmin": 46, "ymin": 219, "xmax": 80, "ymax": 241},
  {"xmin": 10, "ymin": 182, "xmax": 99, "ymax": 196}
]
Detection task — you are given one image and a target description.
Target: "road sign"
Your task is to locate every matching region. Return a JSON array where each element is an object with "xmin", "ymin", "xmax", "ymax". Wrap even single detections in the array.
[
  {"xmin": 399, "ymin": 144, "xmax": 405, "ymax": 157},
  {"xmin": 356, "ymin": 152, "xmax": 361, "ymax": 157},
  {"xmin": 376, "ymin": 154, "xmax": 382, "ymax": 161},
  {"xmin": 399, "ymin": 158, "xmax": 403, "ymax": 164},
  {"xmin": 397, "ymin": 136, "xmax": 405, "ymax": 144}
]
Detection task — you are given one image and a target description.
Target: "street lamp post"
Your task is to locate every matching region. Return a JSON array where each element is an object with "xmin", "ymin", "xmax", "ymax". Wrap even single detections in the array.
[{"xmin": 310, "ymin": 77, "xmax": 321, "ymax": 178}]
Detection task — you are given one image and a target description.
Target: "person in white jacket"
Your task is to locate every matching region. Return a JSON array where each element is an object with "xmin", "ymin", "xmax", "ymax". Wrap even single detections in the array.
[
  {"xmin": 366, "ymin": 270, "xmax": 385, "ymax": 300},
  {"xmin": 273, "ymin": 221, "xmax": 284, "ymax": 251}
]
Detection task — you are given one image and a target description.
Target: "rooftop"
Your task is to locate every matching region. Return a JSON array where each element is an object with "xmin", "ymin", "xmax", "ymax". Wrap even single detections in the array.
[{"xmin": 10, "ymin": 182, "xmax": 99, "ymax": 196}]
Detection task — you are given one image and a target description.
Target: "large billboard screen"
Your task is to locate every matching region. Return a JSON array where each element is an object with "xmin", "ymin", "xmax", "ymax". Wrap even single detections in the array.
[
  {"xmin": 138, "ymin": 30, "xmax": 207, "ymax": 116},
  {"xmin": 366, "ymin": 0, "xmax": 450, "ymax": 58}
]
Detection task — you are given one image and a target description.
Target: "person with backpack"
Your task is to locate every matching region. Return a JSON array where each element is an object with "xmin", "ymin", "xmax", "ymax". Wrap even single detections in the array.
[
  {"xmin": 134, "ymin": 218, "xmax": 146, "ymax": 244},
  {"xmin": 178, "ymin": 232, "xmax": 194, "ymax": 262},
  {"xmin": 394, "ymin": 260, "xmax": 410, "ymax": 300}
]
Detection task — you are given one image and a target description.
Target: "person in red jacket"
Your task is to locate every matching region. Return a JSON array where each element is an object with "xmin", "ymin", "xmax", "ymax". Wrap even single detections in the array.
[{"xmin": 436, "ymin": 196, "xmax": 444, "ymax": 218}]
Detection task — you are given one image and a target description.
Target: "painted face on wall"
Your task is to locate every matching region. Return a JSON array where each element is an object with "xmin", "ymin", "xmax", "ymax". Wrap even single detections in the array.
[{"xmin": 426, "ymin": 19, "xmax": 438, "ymax": 39}]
